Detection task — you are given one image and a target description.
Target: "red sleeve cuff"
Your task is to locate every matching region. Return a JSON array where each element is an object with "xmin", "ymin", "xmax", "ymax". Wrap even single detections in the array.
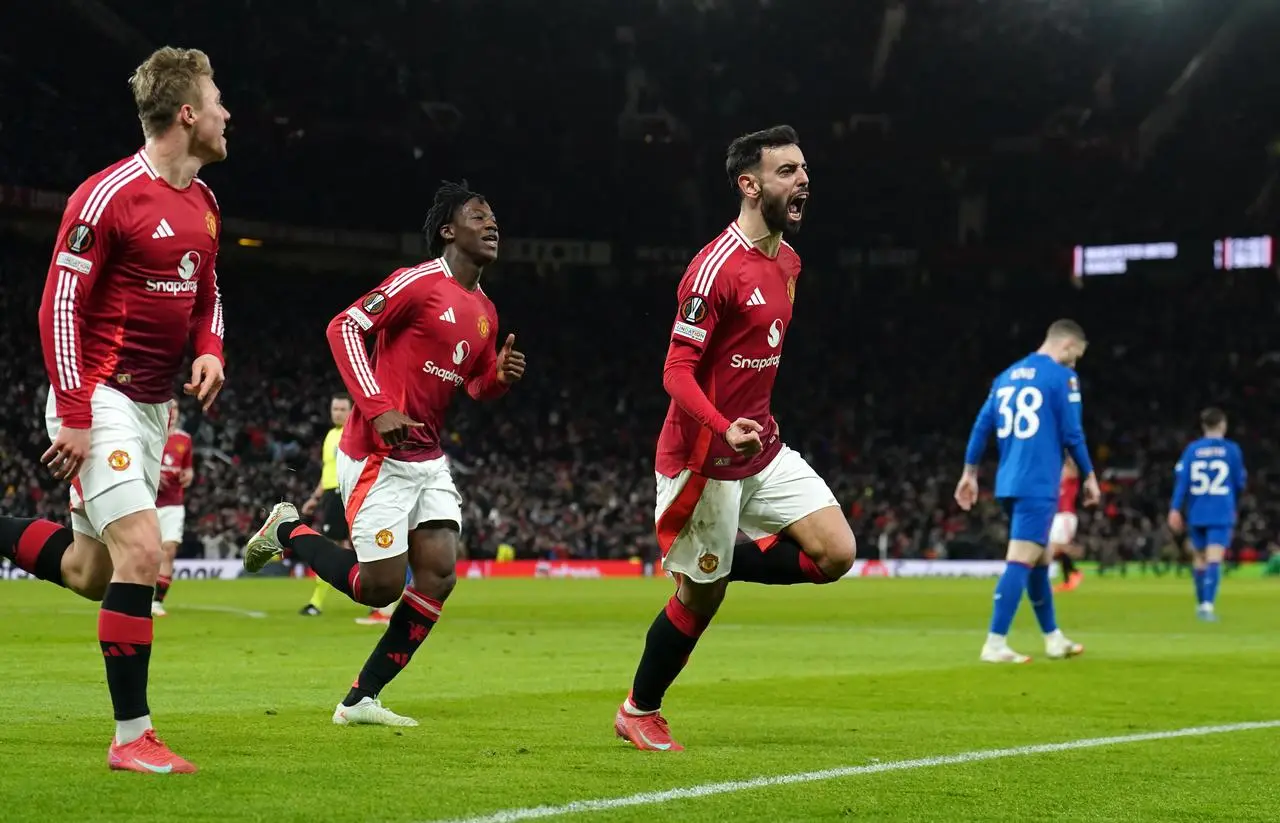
[
  {"xmin": 358, "ymin": 394, "xmax": 395, "ymax": 421},
  {"xmin": 56, "ymin": 398, "xmax": 93, "ymax": 429}
]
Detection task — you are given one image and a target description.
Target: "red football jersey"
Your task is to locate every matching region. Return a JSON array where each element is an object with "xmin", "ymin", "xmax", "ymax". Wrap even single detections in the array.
[
  {"xmin": 155, "ymin": 430, "xmax": 194, "ymax": 508},
  {"xmin": 328, "ymin": 258, "xmax": 507, "ymax": 463},
  {"xmin": 655, "ymin": 223, "xmax": 801, "ymax": 480},
  {"xmin": 38, "ymin": 150, "xmax": 225, "ymax": 428},
  {"xmin": 1058, "ymin": 475, "xmax": 1080, "ymax": 513}
]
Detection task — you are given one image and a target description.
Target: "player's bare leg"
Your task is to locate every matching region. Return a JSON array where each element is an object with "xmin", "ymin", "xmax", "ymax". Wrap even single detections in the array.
[
  {"xmin": 0, "ymin": 517, "xmax": 114, "ymax": 600},
  {"xmin": 616, "ymin": 575, "xmax": 727, "ymax": 752},
  {"xmin": 153, "ymin": 540, "xmax": 178, "ymax": 616},
  {"xmin": 335, "ymin": 525, "xmax": 455, "ymax": 726},
  {"xmin": 727, "ymin": 505, "xmax": 855, "ymax": 585},
  {"xmin": 98, "ymin": 509, "xmax": 196, "ymax": 774}
]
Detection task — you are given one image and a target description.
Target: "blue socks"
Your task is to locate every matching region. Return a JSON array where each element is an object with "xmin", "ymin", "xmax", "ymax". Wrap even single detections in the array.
[
  {"xmin": 1192, "ymin": 567, "xmax": 1206, "ymax": 604},
  {"xmin": 1202, "ymin": 562, "xmax": 1221, "ymax": 606},
  {"xmin": 989, "ymin": 562, "xmax": 1031, "ymax": 635},
  {"xmin": 1026, "ymin": 564, "xmax": 1058, "ymax": 633}
]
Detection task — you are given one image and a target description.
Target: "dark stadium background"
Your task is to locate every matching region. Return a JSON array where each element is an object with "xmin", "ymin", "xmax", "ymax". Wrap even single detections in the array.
[{"xmin": 3, "ymin": 0, "xmax": 1279, "ymax": 570}]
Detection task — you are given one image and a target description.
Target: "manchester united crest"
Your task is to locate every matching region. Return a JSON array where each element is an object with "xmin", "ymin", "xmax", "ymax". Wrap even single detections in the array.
[
  {"xmin": 786, "ymin": 276, "xmax": 796, "ymax": 305},
  {"xmin": 205, "ymin": 211, "xmax": 218, "ymax": 239},
  {"xmin": 697, "ymin": 553, "xmax": 720, "ymax": 574},
  {"xmin": 107, "ymin": 450, "xmax": 131, "ymax": 471},
  {"xmin": 375, "ymin": 529, "xmax": 395, "ymax": 549},
  {"xmin": 477, "ymin": 314, "xmax": 491, "ymax": 339}
]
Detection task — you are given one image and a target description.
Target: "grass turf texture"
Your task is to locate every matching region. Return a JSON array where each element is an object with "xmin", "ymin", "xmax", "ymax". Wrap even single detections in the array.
[{"xmin": 2, "ymin": 575, "xmax": 1277, "ymax": 822}]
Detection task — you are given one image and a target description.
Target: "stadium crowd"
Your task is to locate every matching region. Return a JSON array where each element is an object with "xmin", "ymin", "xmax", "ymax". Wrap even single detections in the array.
[{"xmin": 3, "ymin": 0, "xmax": 1279, "ymax": 565}]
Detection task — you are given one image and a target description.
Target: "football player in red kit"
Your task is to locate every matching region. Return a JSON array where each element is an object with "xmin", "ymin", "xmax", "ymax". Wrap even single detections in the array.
[
  {"xmin": 153, "ymin": 400, "xmax": 195, "ymax": 616},
  {"xmin": 0, "ymin": 47, "xmax": 228, "ymax": 773},
  {"xmin": 614, "ymin": 126, "xmax": 856, "ymax": 751},
  {"xmin": 1051, "ymin": 457, "xmax": 1084, "ymax": 592},
  {"xmin": 243, "ymin": 181, "xmax": 525, "ymax": 726}
]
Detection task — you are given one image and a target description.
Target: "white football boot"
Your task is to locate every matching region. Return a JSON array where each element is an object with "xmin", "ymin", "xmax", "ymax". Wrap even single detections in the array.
[
  {"xmin": 243, "ymin": 502, "xmax": 299, "ymax": 573},
  {"xmin": 333, "ymin": 697, "xmax": 418, "ymax": 727},
  {"xmin": 980, "ymin": 634, "xmax": 1031, "ymax": 664},
  {"xmin": 1044, "ymin": 630, "xmax": 1085, "ymax": 659}
]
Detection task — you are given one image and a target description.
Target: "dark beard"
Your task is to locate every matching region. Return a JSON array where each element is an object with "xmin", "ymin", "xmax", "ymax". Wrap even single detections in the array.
[{"xmin": 761, "ymin": 191, "xmax": 799, "ymax": 236}]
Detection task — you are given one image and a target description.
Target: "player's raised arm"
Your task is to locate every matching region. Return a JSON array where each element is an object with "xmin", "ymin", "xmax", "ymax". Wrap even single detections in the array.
[
  {"xmin": 325, "ymin": 272, "xmax": 434, "ymax": 423},
  {"xmin": 466, "ymin": 331, "xmax": 522, "ymax": 401},
  {"xmin": 38, "ymin": 189, "xmax": 117, "ymax": 430}
]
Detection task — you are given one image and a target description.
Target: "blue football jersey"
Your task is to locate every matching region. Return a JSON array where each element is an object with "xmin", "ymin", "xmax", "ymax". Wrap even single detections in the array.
[
  {"xmin": 964, "ymin": 352, "xmax": 1095, "ymax": 499},
  {"xmin": 1171, "ymin": 437, "xmax": 1246, "ymax": 526}
]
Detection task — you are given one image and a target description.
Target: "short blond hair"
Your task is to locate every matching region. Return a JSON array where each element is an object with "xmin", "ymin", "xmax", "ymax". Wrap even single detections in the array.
[{"xmin": 129, "ymin": 47, "xmax": 213, "ymax": 138}]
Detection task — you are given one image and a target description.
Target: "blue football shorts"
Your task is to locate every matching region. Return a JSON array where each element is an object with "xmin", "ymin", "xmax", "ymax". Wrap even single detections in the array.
[
  {"xmin": 1188, "ymin": 525, "xmax": 1232, "ymax": 552},
  {"xmin": 1000, "ymin": 497, "xmax": 1058, "ymax": 548}
]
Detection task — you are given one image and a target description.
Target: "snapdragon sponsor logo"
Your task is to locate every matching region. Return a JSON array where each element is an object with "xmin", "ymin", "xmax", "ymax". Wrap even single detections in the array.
[
  {"xmin": 729, "ymin": 353, "xmax": 782, "ymax": 371},
  {"xmin": 146, "ymin": 279, "xmax": 199, "ymax": 295},
  {"xmin": 423, "ymin": 360, "xmax": 465, "ymax": 386}
]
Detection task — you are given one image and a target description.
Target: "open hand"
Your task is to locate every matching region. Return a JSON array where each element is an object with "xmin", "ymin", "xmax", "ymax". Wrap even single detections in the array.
[{"xmin": 42, "ymin": 426, "xmax": 91, "ymax": 481}]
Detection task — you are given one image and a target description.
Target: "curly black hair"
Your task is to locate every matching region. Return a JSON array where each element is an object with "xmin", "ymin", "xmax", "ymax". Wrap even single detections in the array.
[{"xmin": 422, "ymin": 180, "xmax": 486, "ymax": 258}]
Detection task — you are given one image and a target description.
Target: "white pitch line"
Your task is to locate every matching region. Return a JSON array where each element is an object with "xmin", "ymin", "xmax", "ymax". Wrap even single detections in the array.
[
  {"xmin": 177, "ymin": 604, "xmax": 268, "ymax": 619},
  {"xmin": 53, "ymin": 604, "xmax": 268, "ymax": 619},
  {"xmin": 420, "ymin": 720, "xmax": 1280, "ymax": 823}
]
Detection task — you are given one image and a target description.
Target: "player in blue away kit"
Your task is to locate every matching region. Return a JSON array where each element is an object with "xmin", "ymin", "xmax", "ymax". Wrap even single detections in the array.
[
  {"xmin": 1167, "ymin": 407, "xmax": 1245, "ymax": 622},
  {"xmin": 956, "ymin": 320, "xmax": 1102, "ymax": 663}
]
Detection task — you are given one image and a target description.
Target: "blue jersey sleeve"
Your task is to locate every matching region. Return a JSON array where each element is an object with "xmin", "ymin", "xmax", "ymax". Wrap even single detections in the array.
[
  {"xmin": 1232, "ymin": 443, "xmax": 1247, "ymax": 497},
  {"xmin": 1170, "ymin": 446, "xmax": 1191, "ymax": 511},
  {"xmin": 1057, "ymin": 371, "xmax": 1094, "ymax": 478},
  {"xmin": 964, "ymin": 385, "xmax": 997, "ymax": 467}
]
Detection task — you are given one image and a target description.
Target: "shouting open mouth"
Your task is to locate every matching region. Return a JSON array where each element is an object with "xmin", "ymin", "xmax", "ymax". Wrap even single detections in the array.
[{"xmin": 787, "ymin": 192, "xmax": 809, "ymax": 222}]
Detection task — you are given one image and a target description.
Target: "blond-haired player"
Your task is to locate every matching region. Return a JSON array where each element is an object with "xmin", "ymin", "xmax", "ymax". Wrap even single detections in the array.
[{"xmin": 0, "ymin": 46, "xmax": 228, "ymax": 774}]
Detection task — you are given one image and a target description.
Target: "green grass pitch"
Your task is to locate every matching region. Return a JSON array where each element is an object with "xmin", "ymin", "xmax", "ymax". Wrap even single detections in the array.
[{"xmin": 2, "ymin": 574, "xmax": 1278, "ymax": 822}]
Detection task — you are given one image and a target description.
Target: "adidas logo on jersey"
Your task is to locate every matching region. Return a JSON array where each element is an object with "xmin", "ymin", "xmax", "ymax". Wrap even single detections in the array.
[
  {"xmin": 746, "ymin": 287, "xmax": 766, "ymax": 307},
  {"xmin": 439, "ymin": 307, "xmax": 457, "ymax": 323},
  {"xmin": 151, "ymin": 219, "xmax": 175, "ymax": 239}
]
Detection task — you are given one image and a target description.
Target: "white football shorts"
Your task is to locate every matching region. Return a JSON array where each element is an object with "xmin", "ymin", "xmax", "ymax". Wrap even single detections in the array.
[
  {"xmin": 45, "ymin": 383, "xmax": 166, "ymax": 540},
  {"xmin": 654, "ymin": 445, "xmax": 839, "ymax": 583},
  {"xmin": 157, "ymin": 505, "xmax": 186, "ymax": 545},
  {"xmin": 1049, "ymin": 512, "xmax": 1078, "ymax": 546},
  {"xmin": 337, "ymin": 451, "xmax": 462, "ymax": 562}
]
